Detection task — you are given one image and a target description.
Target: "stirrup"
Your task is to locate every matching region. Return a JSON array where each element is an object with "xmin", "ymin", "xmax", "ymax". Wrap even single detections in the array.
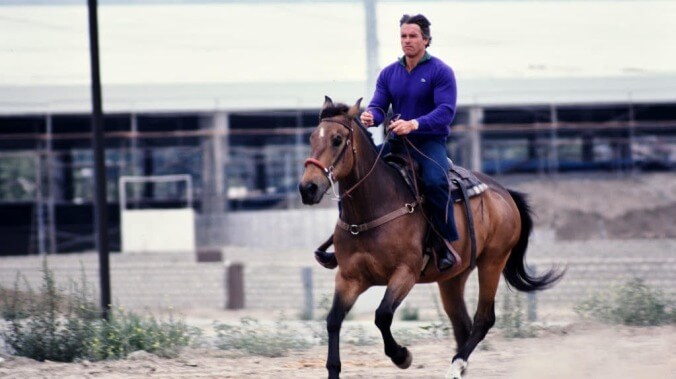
[
  {"xmin": 435, "ymin": 238, "xmax": 461, "ymax": 272},
  {"xmin": 437, "ymin": 251, "xmax": 455, "ymax": 271}
]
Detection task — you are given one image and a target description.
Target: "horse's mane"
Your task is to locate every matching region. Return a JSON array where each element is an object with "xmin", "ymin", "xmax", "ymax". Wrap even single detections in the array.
[
  {"xmin": 319, "ymin": 104, "xmax": 349, "ymax": 119},
  {"xmin": 319, "ymin": 103, "xmax": 377, "ymax": 151}
]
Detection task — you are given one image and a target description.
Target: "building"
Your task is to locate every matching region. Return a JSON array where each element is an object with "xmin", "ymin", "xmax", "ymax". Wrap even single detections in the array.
[{"xmin": 1, "ymin": 1, "xmax": 675, "ymax": 255}]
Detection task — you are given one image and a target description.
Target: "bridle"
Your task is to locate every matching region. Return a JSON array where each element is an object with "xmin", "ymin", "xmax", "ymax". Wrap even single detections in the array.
[
  {"xmin": 303, "ymin": 114, "xmax": 421, "ymax": 237},
  {"xmin": 303, "ymin": 116, "xmax": 357, "ymax": 200}
]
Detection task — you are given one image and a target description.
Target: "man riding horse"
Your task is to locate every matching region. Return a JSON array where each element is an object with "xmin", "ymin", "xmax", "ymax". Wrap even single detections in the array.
[
  {"xmin": 319, "ymin": 13, "xmax": 459, "ymax": 272},
  {"xmin": 299, "ymin": 14, "xmax": 563, "ymax": 379}
]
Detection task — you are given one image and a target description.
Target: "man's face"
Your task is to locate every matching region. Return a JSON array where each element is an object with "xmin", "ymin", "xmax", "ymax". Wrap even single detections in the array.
[{"xmin": 400, "ymin": 23, "xmax": 428, "ymax": 58}]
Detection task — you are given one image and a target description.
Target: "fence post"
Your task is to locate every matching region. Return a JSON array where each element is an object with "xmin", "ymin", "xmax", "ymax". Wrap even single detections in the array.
[
  {"xmin": 526, "ymin": 262, "xmax": 538, "ymax": 322},
  {"xmin": 527, "ymin": 292, "xmax": 537, "ymax": 322},
  {"xmin": 226, "ymin": 263, "xmax": 245, "ymax": 310},
  {"xmin": 301, "ymin": 267, "xmax": 313, "ymax": 320}
]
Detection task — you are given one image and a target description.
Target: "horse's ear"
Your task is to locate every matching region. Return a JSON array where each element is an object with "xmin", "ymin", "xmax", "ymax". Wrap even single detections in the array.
[
  {"xmin": 348, "ymin": 98, "xmax": 363, "ymax": 118},
  {"xmin": 322, "ymin": 96, "xmax": 334, "ymax": 110}
]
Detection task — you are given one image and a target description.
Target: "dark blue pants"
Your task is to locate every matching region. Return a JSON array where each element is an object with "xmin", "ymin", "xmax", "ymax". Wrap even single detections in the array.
[{"xmin": 379, "ymin": 135, "xmax": 459, "ymax": 242}]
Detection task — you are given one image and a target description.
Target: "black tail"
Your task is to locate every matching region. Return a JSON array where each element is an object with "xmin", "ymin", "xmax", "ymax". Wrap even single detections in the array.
[{"xmin": 503, "ymin": 190, "xmax": 564, "ymax": 292}]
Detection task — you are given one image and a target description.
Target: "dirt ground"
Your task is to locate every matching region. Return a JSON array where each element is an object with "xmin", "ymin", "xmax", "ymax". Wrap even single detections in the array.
[{"xmin": 1, "ymin": 322, "xmax": 674, "ymax": 379}]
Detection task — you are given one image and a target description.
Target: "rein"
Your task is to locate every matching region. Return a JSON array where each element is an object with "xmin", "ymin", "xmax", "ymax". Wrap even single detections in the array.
[{"xmin": 303, "ymin": 115, "xmax": 420, "ymax": 235}]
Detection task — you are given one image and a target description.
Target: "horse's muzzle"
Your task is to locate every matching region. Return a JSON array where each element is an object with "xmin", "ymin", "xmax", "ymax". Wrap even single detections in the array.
[{"xmin": 299, "ymin": 181, "xmax": 320, "ymax": 205}]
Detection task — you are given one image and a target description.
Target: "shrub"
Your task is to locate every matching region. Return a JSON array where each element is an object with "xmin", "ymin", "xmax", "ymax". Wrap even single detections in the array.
[
  {"xmin": 497, "ymin": 290, "xmax": 536, "ymax": 338},
  {"xmin": 2, "ymin": 260, "xmax": 89, "ymax": 362},
  {"xmin": 575, "ymin": 277, "xmax": 675, "ymax": 326},
  {"xmin": 342, "ymin": 324, "xmax": 377, "ymax": 346},
  {"xmin": 88, "ymin": 307, "xmax": 196, "ymax": 360},
  {"xmin": 214, "ymin": 317, "xmax": 311, "ymax": 357},
  {"xmin": 399, "ymin": 303, "xmax": 419, "ymax": 321},
  {"xmin": 420, "ymin": 289, "xmax": 451, "ymax": 338},
  {"xmin": 1, "ymin": 260, "xmax": 195, "ymax": 362},
  {"xmin": 419, "ymin": 320, "xmax": 452, "ymax": 338},
  {"xmin": 0, "ymin": 273, "xmax": 32, "ymax": 321}
]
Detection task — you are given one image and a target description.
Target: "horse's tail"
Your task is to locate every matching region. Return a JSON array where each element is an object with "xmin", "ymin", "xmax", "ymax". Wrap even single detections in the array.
[{"xmin": 503, "ymin": 190, "xmax": 564, "ymax": 292}]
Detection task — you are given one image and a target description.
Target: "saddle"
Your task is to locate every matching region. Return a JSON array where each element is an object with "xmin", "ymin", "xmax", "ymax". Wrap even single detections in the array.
[
  {"xmin": 383, "ymin": 154, "xmax": 488, "ymax": 202},
  {"xmin": 384, "ymin": 154, "xmax": 485, "ymax": 272}
]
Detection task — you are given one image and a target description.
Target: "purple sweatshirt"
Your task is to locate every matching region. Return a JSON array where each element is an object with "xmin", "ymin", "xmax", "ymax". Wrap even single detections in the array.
[{"xmin": 367, "ymin": 53, "xmax": 457, "ymax": 137}]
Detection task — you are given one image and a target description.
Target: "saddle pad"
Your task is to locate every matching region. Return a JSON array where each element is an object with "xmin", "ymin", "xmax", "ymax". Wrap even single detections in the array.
[
  {"xmin": 449, "ymin": 165, "xmax": 489, "ymax": 201},
  {"xmin": 385, "ymin": 155, "xmax": 487, "ymax": 203}
]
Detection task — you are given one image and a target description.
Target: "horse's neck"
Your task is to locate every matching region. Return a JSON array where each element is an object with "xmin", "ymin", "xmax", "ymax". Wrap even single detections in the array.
[{"xmin": 339, "ymin": 129, "xmax": 409, "ymax": 223}]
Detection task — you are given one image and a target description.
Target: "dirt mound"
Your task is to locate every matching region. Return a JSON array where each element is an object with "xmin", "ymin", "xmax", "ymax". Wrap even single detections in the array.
[
  {"xmin": 607, "ymin": 203, "xmax": 676, "ymax": 239},
  {"xmin": 505, "ymin": 173, "xmax": 676, "ymax": 240},
  {"xmin": 554, "ymin": 204, "xmax": 676, "ymax": 239}
]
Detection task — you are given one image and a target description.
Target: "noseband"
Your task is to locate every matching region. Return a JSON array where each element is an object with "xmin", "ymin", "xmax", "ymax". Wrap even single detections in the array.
[{"xmin": 303, "ymin": 117, "xmax": 357, "ymax": 200}]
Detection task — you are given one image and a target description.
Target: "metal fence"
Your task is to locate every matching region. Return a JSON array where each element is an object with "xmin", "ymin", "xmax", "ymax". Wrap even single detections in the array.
[
  {"xmin": 0, "ymin": 121, "xmax": 674, "ymax": 254},
  {"xmin": 1, "ymin": 238, "xmax": 674, "ymax": 320}
]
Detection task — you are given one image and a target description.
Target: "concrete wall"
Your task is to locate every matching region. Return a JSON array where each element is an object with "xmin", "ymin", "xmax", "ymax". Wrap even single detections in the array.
[
  {"xmin": 198, "ymin": 207, "xmax": 339, "ymax": 250},
  {"xmin": 122, "ymin": 209, "xmax": 196, "ymax": 252}
]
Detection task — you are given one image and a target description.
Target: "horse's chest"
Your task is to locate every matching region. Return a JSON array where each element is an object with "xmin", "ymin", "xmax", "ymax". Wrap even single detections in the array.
[{"xmin": 336, "ymin": 249, "xmax": 398, "ymax": 284}]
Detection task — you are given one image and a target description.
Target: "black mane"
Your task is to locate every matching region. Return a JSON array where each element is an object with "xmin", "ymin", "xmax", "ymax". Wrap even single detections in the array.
[
  {"xmin": 319, "ymin": 103, "xmax": 350, "ymax": 119},
  {"xmin": 357, "ymin": 120, "xmax": 378, "ymax": 151},
  {"xmin": 319, "ymin": 102, "xmax": 378, "ymax": 151}
]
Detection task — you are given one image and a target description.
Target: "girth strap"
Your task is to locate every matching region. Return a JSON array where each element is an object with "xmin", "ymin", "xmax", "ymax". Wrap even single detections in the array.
[
  {"xmin": 337, "ymin": 201, "xmax": 418, "ymax": 235},
  {"xmin": 453, "ymin": 178, "xmax": 477, "ymax": 270}
]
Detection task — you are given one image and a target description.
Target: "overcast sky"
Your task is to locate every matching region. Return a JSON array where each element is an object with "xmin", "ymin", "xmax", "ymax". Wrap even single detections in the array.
[{"xmin": 1, "ymin": 1, "xmax": 675, "ymax": 86}]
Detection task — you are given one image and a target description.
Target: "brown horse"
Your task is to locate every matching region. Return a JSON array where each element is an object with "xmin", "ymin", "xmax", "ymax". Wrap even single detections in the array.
[{"xmin": 298, "ymin": 97, "xmax": 562, "ymax": 379}]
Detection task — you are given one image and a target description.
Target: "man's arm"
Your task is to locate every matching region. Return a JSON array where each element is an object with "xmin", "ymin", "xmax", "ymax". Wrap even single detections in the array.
[{"xmin": 416, "ymin": 65, "xmax": 457, "ymax": 133}]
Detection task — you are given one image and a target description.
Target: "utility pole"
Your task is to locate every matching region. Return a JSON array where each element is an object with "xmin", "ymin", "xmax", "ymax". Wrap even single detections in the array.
[
  {"xmin": 364, "ymin": 0, "xmax": 382, "ymax": 144},
  {"xmin": 87, "ymin": 0, "xmax": 111, "ymax": 320}
]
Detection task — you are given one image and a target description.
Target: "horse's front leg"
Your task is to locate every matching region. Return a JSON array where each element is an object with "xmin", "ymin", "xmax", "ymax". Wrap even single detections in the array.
[
  {"xmin": 375, "ymin": 266, "xmax": 417, "ymax": 369},
  {"xmin": 326, "ymin": 273, "xmax": 366, "ymax": 379}
]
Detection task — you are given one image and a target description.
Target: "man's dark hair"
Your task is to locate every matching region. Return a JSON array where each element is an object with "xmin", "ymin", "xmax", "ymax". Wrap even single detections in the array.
[{"xmin": 399, "ymin": 14, "xmax": 432, "ymax": 47}]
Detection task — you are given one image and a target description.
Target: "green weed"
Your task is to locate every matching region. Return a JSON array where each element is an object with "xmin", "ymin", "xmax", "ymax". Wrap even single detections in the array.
[
  {"xmin": 1, "ymin": 260, "xmax": 195, "ymax": 362},
  {"xmin": 575, "ymin": 277, "xmax": 675, "ymax": 326},
  {"xmin": 399, "ymin": 303, "xmax": 420, "ymax": 321},
  {"xmin": 214, "ymin": 317, "xmax": 312, "ymax": 357},
  {"xmin": 498, "ymin": 290, "xmax": 536, "ymax": 338}
]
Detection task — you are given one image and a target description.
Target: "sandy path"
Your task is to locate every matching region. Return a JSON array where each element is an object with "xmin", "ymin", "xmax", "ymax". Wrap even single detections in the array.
[{"xmin": 1, "ymin": 322, "xmax": 674, "ymax": 378}]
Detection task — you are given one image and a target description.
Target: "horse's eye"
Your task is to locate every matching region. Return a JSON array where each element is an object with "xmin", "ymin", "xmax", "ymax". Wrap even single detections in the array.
[{"xmin": 332, "ymin": 135, "xmax": 343, "ymax": 147}]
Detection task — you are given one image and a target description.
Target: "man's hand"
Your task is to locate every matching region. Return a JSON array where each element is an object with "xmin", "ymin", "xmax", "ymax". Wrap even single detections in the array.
[
  {"xmin": 388, "ymin": 119, "xmax": 419, "ymax": 135},
  {"xmin": 360, "ymin": 111, "xmax": 374, "ymax": 127}
]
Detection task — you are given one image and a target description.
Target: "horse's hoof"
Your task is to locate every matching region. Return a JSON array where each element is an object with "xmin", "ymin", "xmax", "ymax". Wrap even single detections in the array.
[
  {"xmin": 395, "ymin": 347, "xmax": 412, "ymax": 369},
  {"xmin": 445, "ymin": 358, "xmax": 467, "ymax": 379},
  {"xmin": 315, "ymin": 251, "xmax": 338, "ymax": 269}
]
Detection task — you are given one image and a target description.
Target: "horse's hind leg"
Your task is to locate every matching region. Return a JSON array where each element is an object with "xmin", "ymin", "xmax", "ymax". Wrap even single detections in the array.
[
  {"xmin": 446, "ymin": 257, "xmax": 507, "ymax": 379},
  {"xmin": 375, "ymin": 266, "xmax": 417, "ymax": 369},
  {"xmin": 326, "ymin": 275, "xmax": 366, "ymax": 379},
  {"xmin": 437, "ymin": 270, "xmax": 473, "ymax": 351}
]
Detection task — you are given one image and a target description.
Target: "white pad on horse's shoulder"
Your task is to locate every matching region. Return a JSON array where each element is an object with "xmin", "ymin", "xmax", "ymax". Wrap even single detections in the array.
[
  {"xmin": 421, "ymin": 253, "xmax": 430, "ymax": 273},
  {"xmin": 445, "ymin": 358, "xmax": 467, "ymax": 379}
]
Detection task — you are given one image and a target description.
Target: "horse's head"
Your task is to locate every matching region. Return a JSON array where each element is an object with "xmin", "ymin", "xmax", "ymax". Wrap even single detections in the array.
[{"xmin": 299, "ymin": 96, "xmax": 362, "ymax": 204}]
